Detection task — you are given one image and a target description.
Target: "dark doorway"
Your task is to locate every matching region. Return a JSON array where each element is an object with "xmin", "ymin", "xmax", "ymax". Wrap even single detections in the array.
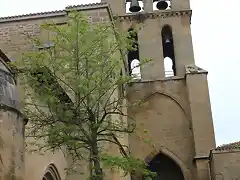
[
  {"xmin": 43, "ymin": 172, "xmax": 55, "ymax": 180},
  {"xmin": 145, "ymin": 153, "xmax": 184, "ymax": 180}
]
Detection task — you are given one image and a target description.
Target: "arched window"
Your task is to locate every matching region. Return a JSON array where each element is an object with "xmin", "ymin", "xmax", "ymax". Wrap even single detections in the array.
[
  {"xmin": 161, "ymin": 25, "xmax": 176, "ymax": 77},
  {"xmin": 42, "ymin": 164, "xmax": 61, "ymax": 180},
  {"xmin": 127, "ymin": 28, "xmax": 141, "ymax": 79},
  {"xmin": 143, "ymin": 153, "xmax": 184, "ymax": 180}
]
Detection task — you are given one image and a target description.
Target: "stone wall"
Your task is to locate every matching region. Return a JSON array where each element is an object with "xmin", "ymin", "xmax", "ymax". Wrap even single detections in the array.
[
  {"xmin": 0, "ymin": 5, "xmax": 113, "ymax": 180},
  {"xmin": 0, "ymin": 55, "xmax": 25, "ymax": 180},
  {"xmin": 210, "ymin": 149, "xmax": 240, "ymax": 180},
  {"xmin": 0, "ymin": 7, "xmax": 109, "ymax": 61},
  {"xmin": 126, "ymin": 77, "xmax": 195, "ymax": 180}
]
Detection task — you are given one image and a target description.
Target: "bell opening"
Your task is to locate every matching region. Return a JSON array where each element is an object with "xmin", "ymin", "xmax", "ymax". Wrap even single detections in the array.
[
  {"xmin": 153, "ymin": 0, "xmax": 171, "ymax": 11},
  {"xmin": 126, "ymin": 0, "xmax": 143, "ymax": 13},
  {"xmin": 129, "ymin": 5, "xmax": 141, "ymax": 12},
  {"xmin": 157, "ymin": 1, "xmax": 168, "ymax": 10},
  {"xmin": 161, "ymin": 25, "xmax": 176, "ymax": 76}
]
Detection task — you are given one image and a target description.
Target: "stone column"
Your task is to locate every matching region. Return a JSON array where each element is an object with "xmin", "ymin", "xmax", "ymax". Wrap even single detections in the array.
[{"xmin": 185, "ymin": 64, "xmax": 216, "ymax": 180}]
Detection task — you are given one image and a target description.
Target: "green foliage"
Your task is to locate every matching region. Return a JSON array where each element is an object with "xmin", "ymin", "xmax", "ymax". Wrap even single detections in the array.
[
  {"xmin": 101, "ymin": 154, "xmax": 156, "ymax": 179},
  {"xmin": 10, "ymin": 10, "xmax": 153, "ymax": 179}
]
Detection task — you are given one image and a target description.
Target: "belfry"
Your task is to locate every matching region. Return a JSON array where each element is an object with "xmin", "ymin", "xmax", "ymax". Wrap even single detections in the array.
[{"xmin": 0, "ymin": 0, "xmax": 239, "ymax": 179}]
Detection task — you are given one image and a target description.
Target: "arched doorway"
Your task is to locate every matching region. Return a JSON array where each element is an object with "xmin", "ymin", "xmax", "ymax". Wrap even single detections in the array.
[
  {"xmin": 42, "ymin": 164, "xmax": 61, "ymax": 180},
  {"xmin": 145, "ymin": 153, "xmax": 184, "ymax": 180}
]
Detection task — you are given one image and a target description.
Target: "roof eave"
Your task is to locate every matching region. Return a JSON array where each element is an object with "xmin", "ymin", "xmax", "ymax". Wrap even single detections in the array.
[{"xmin": 0, "ymin": 2, "xmax": 108, "ymax": 23}]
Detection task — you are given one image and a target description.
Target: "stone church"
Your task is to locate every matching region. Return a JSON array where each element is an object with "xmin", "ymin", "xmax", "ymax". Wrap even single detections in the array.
[{"xmin": 0, "ymin": 0, "xmax": 239, "ymax": 179}]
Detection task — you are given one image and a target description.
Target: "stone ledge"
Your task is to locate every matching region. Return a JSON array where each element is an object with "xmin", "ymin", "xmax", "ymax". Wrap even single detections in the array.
[
  {"xmin": 193, "ymin": 155, "xmax": 209, "ymax": 161},
  {"xmin": 185, "ymin": 64, "xmax": 208, "ymax": 75},
  {"xmin": 116, "ymin": 9, "xmax": 192, "ymax": 22},
  {"xmin": 128, "ymin": 76, "xmax": 184, "ymax": 85},
  {"xmin": 212, "ymin": 149, "xmax": 240, "ymax": 154}
]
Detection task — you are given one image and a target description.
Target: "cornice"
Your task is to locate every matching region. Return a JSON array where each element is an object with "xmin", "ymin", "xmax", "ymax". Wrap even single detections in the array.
[
  {"xmin": 115, "ymin": 9, "xmax": 192, "ymax": 23},
  {"xmin": 0, "ymin": 2, "xmax": 108, "ymax": 23}
]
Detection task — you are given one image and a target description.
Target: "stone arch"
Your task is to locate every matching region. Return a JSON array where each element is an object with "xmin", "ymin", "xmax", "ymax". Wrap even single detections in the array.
[
  {"xmin": 145, "ymin": 147, "xmax": 192, "ymax": 180},
  {"xmin": 42, "ymin": 164, "xmax": 61, "ymax": 180},
  {"xmin": 142, "ymin": 91, "xmax": 190, "ymax": 124}
]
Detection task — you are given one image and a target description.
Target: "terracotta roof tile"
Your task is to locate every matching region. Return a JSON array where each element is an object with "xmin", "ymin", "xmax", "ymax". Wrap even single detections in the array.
[
  {"xmin": 0, "ymin": 10, "xmax": 65, "ymax": 20},
  {"xmin": 66, "ymin": 2, "xmax": 107, "ymax": 9},
  {"xmin": 215, "ymin": 141, "xmax": 240, "ymax": 151}
]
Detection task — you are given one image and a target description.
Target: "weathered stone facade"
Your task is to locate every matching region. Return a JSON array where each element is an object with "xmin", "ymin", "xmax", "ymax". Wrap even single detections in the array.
[
  {"xmin": 0, "ymin": 0, "xmax": 239, "ymax": 180},
  {"xmin": 0, "ymin": 50, "xmax": 26, "ymax": 180}
]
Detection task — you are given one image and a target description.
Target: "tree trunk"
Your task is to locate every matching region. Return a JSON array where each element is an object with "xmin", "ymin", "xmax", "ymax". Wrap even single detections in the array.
[{"xmin": 91, "ymin": 139, "xmax": 103, "ymax": 180}]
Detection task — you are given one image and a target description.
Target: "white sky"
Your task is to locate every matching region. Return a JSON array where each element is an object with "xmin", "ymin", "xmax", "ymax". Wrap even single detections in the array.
[{"xmin": 0, "ymin": 0, "xmax": 239, "ymax": 146}]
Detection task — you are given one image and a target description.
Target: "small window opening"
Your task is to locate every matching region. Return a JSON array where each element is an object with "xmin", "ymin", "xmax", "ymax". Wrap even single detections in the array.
[
  {"xmin": 131, "ymin": 59, "xmax": 141, "ymax": 79},
  {"xmin": 164, "ymin": 57, "xmax": 174, "ymax": 77},
  {"xmin": 126, "ymin": 0, "xmax": 144, "ymax": 13},
  {"xmin": 153, "ymin": 0, "xmax": 171, "ymax": 11},
  {"xmin": 161, "ymin": 25, "xmax": 176, "ymax": 77},
  {"xmin": 127, "ymin": 29, "xmax": 141, "ymax": 79}
]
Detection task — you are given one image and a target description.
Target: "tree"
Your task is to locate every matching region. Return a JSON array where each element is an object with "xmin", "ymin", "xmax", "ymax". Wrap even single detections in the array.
[{"xmin": 10, "ymin": 11, "xmax": 155, "ymax": 180}]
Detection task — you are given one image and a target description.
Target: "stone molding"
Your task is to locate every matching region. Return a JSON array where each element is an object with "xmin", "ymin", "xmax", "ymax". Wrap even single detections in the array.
[{"xmin": 115, "ymin": 9, "xmax": 192, "ymax": 22}]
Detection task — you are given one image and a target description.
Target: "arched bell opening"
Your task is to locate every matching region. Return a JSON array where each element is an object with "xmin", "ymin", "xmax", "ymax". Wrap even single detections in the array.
[
  {"xmin": 127, "ymin": 29, "xmax": 141, "ymax": 79},
  {"xmin": 144, "ymin": 153, "xmax": 185, "ymax": 180},
  {"xmin": 126, "ymin": 0, "xmax": 144, "ymax": 13},
  {"xmin": 161, "ymin": 25, "xmax": 176, "ymax": 77},
  {"xmin": 153, "ymin": 0, "xmax": 171, "ymax": 11}
]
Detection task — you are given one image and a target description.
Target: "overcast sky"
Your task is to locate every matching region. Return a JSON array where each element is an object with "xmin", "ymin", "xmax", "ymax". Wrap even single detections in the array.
[{"xmin": 0, "ymin": 0, "xmax": 239, "ymax": 146}]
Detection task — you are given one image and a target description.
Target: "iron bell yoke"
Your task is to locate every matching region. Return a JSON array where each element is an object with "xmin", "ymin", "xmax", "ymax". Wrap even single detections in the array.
[
  {"xmin": 129, "ymin": 0, "xmax": 141, "ymax": 12},
  {"xmin": 153, "ymin": 0, "xmax": 169, "ymax": 10}
]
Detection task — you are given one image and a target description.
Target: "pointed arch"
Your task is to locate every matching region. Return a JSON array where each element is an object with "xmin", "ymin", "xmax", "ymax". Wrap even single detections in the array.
[
  {"xmin": 142, "ymin": 91, "xmax": 188, "ymax": 120},
  {"xmin": 42, "ymin": 164, "xmax": 61, "ymax": 180},
  {"xmin": 161, "ymin": 25, "xmax": 176, "ymax": 76},
  {"xmin": 145, "ymin": 147, "xmax": 192, "ymax": 180}
]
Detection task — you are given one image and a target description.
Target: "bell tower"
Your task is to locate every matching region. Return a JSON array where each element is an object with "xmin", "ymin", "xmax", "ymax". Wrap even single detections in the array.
[{"xmin": 102, "ymin": 0, "xmax": 216, "ymax": 180}]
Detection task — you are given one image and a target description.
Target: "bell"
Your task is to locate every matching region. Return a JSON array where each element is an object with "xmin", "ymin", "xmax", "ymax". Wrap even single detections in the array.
[
  {"xmin": 165, "ymin": 37, "xmax": 170, "ymax": 43},
  {"xmin": 154, "ymin": 0, "xmax": 168, "ymax": 10},
  {"xmin": 129, "ymin": 0, "xmax": 141, "ymax": 12}
]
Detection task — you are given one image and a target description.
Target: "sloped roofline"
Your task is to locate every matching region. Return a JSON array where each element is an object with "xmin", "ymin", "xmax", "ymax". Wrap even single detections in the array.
[
  {"xmin": 0, "ymin": 2, "xmax": 108, "ymax": 23},
  {"xmin": 0, "ymin": 2, "xmax": 128, "ymax": 76},
  {"xmin": 214, "ymin": 141, "xmax": 240, "ymax": 151}
]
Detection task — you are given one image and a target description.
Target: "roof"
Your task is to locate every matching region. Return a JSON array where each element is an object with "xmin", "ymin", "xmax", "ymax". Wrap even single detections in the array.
[
  {"xmin": 215, "ymin": 141, "xmax": 240, "ymax": 151},
  {"xmin": 0, "ymin": 2, "xmax": 108, "ymax": 23}
]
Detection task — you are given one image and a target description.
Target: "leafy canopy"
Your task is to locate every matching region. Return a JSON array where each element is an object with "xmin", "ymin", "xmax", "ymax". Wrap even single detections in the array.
[{"xmin": 10, "ymin": 11, "xmax": 155, "ymax": 179}]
